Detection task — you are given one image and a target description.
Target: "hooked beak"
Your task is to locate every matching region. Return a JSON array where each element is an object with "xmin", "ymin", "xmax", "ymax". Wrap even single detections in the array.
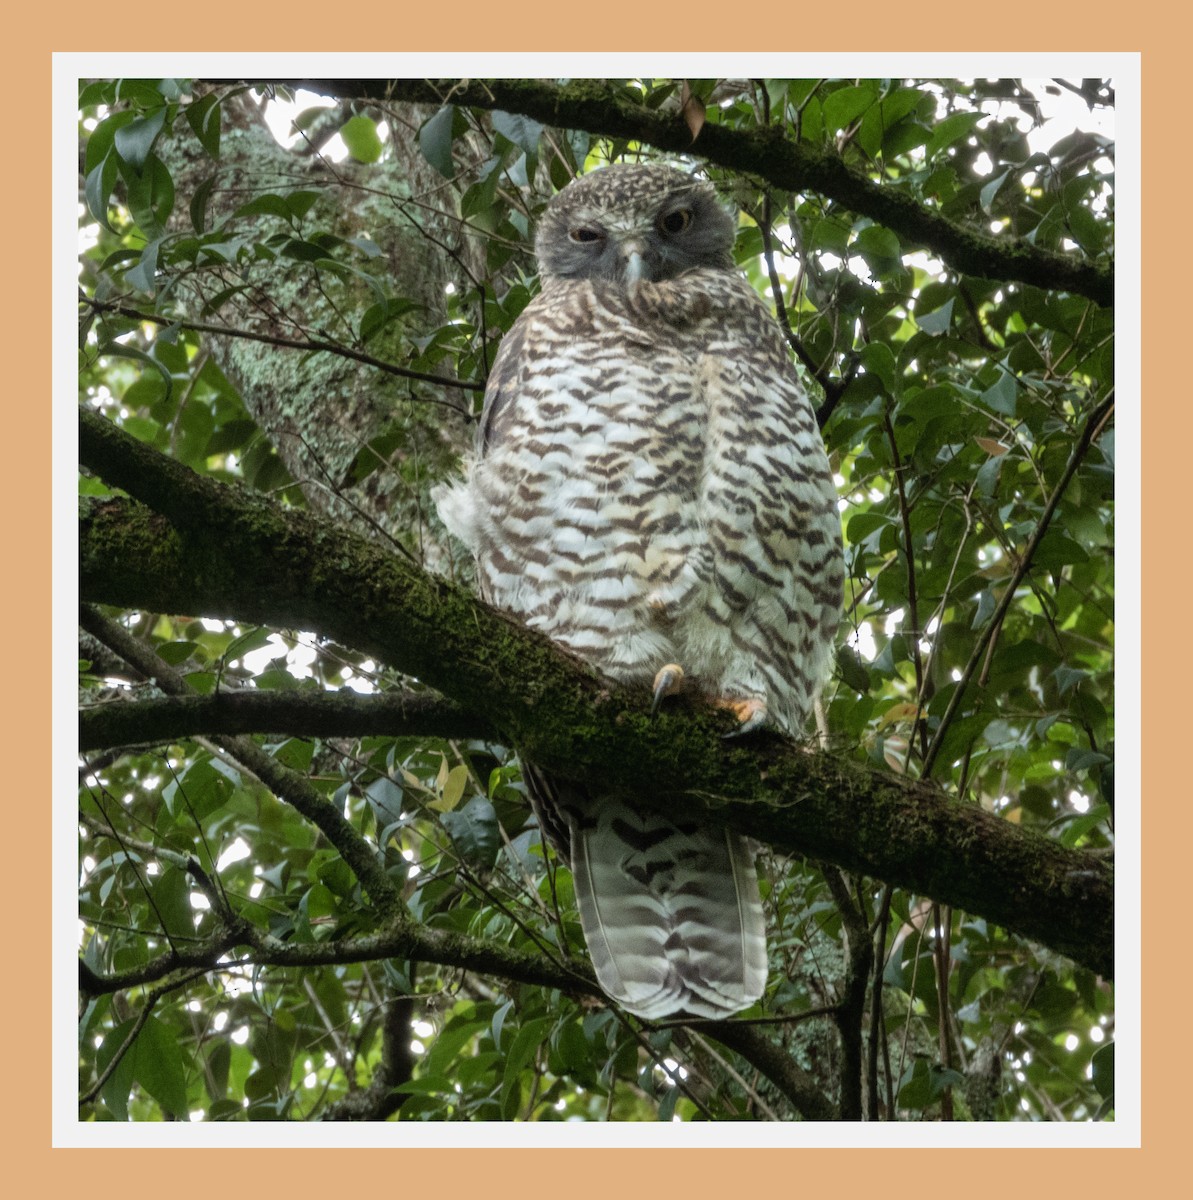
[{"xmin": 618, "ymin": 238, "xmax": 653, "ymax": 284}]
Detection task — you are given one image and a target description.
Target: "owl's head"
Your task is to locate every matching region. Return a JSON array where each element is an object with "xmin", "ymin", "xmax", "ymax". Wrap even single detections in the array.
[{"xmin": 534, "ymin": 163, "xmax": 736, "ymax": 285}]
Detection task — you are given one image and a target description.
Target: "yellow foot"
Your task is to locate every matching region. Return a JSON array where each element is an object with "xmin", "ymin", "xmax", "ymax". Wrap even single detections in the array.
[
  {"xmin": 651, "ymin": 663, "xmax": 686, "ymax": 714},
  {"xmin": 717, "ymin": 696, "xmax": 768, "ymax": 737}
]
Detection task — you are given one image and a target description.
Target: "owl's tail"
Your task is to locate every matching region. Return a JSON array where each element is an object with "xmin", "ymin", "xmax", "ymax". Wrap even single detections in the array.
[{"xmin": 526, "ymin": 767, "xmax": 767, "ymax": 1020}]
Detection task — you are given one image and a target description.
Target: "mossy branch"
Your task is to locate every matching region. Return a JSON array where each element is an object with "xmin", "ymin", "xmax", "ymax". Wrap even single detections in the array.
[
  {"xmin": 265, "ymin": 77, "xmax": 1112, "ymax": 308},
  {"xmin": 79, "ymin": 406, "xmax": 1113, "ymax": 978}
]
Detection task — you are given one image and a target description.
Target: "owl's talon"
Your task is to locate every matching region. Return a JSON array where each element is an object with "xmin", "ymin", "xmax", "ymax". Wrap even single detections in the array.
[
  {"xmin": 651, "ymin": 663, "xmax": 686, "ymax": 714},
  {"xmin": 718, "ymin": 697, "xmax": 768, "ymax": 738}
]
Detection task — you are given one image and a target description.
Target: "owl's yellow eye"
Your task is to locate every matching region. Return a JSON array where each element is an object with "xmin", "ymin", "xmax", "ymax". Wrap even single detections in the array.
[
  {"xmin": 570, "ymin": 228, "xmax": 603, "ymax": 243},
  {"xmin": 660, "ymin": 209, "xmax": 693, "ymax": 235}
]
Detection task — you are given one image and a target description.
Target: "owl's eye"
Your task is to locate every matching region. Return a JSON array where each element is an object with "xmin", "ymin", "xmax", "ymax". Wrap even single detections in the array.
[
  {"xmin": 660, "ymin": 209, "xmax": 693, "ymax": 235},
  {"xmin": 570, "ymin": 228, "xmax": 603, "ymax": 243}
]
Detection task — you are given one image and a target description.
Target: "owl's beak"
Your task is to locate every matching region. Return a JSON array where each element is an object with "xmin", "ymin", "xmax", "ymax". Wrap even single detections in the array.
[{"xmin": 618, "ymin": 238, "xmax": 655, "ymax": 284}]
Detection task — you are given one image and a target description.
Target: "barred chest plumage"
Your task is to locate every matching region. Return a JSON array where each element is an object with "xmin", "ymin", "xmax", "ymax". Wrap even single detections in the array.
[{"xmin": 438, "ymin": 267, "xmax": 841, "ymax": 737}]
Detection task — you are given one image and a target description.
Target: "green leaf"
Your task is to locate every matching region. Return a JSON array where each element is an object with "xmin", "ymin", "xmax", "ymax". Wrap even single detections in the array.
[
  {"xmin": 1066, "ymin": 748, "xmax": 1111, "ymax": 773},
  {"xmin": 125, "ymin": 154, "xmax": 175, "ymax": 238},
  {"xmin": 125, "ymin": 238, "xmax": 162, "ymax": 294},
  {"xmin": 84, "ymin": 154, "xmax": 120, "ymax": 231},
  {"xmin": 852, "ymin": 225, "xmax": 902, "ymax": 275},
  {"xmin": 980, "ymin": 169, "xmax": 1012, "ymax": 214},
  {"xmin": 491, "ymin": 110, "xmax": 544, "ymax": 160},
  {"xmin": 845, "ymin": 511, "xmax": 891, "ymax": 544},
  {"xmin": 155, "ymin": 640, "xmax": 197, "ymax": 665},
  {"xmin": 1032, "ymin": 532, "xmax": 1090, "ymax": 570},
  {"xmin": 835, "ymin": 645, "xmax": 872, "ymax": 694},
  {"xmin": 1058, "ymin": 804, "xmax": 1111, "ymax": 848},
  {"xmin": 114, "ymin": 106, "xmax": 167, "ymax": 169},
  {"xmin": 500, "ymin": 1017, "xmax": 553, "ymax": 1118},
  {"xmin": 79, "ymin": 79, "xmax": 116, "ymax": 109},
  {"xmin": 286, "ymin": 191, "xmax": 320, "ymax": 221},
  {"xmin": 860, "ymin": 342, "xmax": 898, "ymax": 396},
  {"xmin": 151, "ymin": 867, "xmax": 196, "ymax": 939},
  {"xmin": 1052, "ymin": 666, "xmax": 1088, "ymax": 696},
  {"xmin": 440, "ymin": 764, "xmax": 470, "ymax": 812},
  {"xmin": 97, "ymin": 343, "xmax": 174, "ymax": 404},
  {"xmin": 222, "ymin": 626, "xmax": 275, "ymax": 663},
  {"xmin": 134, "ymin": 1016, "xmax": 190, "ymax": 1118},
  {"xmin": 419, "ymin": 106, "xmax": 457, "ymax": 179},
  {"xmin": 980, "ymin": 371, "xmax": 1019, "ymax": 416},
  {"xmin": 96, "ymin": 1020, "xmax": 139, "ymax": 1120},
  {"xmin": 185, "ymin": 93, "xmax": 222, "ymax": 159},
  {"xmin": 915, "ymin": 297, "xmax": 954, "ymax": 334},
  {"xmin": 190, "ymin": 175, "xmax": 217, "ymax": 234},
  {"xmin": 822, "ymin": 85, "xmax": 876, "ymax": 134},
  {"xmin": 234, "ymin": 193, "xmax": 294, "ymax": 220},
  {"xmin": 360, "ymin": 297, "xmax": 422, "ymax": 344},
  {"xmin": 340, "ymin": 115, "xmax": 383, "ymax": 164},
  {"xmin": 162, "ymin": 755, "xmax": 234, "ymax": 820},
  {"xmin": 85, "ymin": 110, "xmax": 136, "ymax": 174},
  {"xmin": 268, "ymin": 738, "xmax": 314, "ymax": 771},
  {"xmin": 1091, "ymin": 1041, "xmax": 1114, "ymax": 1102},
  {"xmin": 925, "ymin": 110, "xmax": 984, "ymax": 159},
  {"xmin": 441, "ymin": 796, "xmax": 500, "ymax": 868},
  {"xmin": 205, "ymin": 1040, "xmax": 231, "ymax": 1103},
  {"xmin": 928, "ymin": 1065, "xmax": 966, "ymax": 1099}
]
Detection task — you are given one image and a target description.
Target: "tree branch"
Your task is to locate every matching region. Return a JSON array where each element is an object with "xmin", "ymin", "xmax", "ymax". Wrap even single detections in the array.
[
  {"xmin": 80, "ymin": 603, "xmax": 403, "ymax": 918},
  {"xmin": 260, "ymin": 78, "xmax": 1113, "ymax": 308},
  {"xmin": 78, "ymin": 406, "xmax": 1114, "ymax": 978},
  {"xmin": 79, "ymin": 688, "xmax": 492, "ymax": 752},
  {"xmin": 77, "ymin": 911, "xmax": 597, "ymax": 1002},
  {"xmin": 84, "ymin": 293, "xmax": 484, "ymax": 400}
]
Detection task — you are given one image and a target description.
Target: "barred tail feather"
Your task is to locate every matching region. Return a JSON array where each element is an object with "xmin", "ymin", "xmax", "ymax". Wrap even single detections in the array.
[{"xmin": 568, "ymin": 800, "xmax": 767, "ymax": 1020}]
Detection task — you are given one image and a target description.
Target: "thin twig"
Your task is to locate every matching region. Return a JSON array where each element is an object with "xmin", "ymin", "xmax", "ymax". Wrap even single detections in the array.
[
  {"xmin": 921, "ymin": 393, "xmax": 1115, "ymax": 776},
  {"xmin": 83, "ymin": 293, "xmax": 482, "ymax": 400}
]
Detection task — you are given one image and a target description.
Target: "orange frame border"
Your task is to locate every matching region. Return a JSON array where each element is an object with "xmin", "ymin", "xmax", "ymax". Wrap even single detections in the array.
[{"xmin": 32, "ymin": 9, "xmax": 1164, "ymax": 1189}]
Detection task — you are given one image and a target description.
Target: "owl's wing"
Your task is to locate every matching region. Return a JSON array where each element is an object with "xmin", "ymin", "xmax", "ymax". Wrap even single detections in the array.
[{"xmin": 474, "ymin": 313, "xmax": 531, "ymax": 458}]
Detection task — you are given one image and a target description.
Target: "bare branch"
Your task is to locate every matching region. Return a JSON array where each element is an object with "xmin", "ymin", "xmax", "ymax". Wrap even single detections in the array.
[{"xmin": 80, "ymin": 687, "xmax": 492, "ymax": 751}]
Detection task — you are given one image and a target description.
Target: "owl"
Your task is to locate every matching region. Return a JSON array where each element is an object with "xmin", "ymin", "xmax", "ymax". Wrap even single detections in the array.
[{"xmin": 435, "ymin": 162, "xmax": 842, "ymax": 1019}]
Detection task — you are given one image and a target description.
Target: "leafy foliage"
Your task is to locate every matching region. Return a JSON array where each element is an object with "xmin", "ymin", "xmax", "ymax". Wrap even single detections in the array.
[{"xmin": 78, "ymin": 77, "xmax": 1115, "ymax": 1123}]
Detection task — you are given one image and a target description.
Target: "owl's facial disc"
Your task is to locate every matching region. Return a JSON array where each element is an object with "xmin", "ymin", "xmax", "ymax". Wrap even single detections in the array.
[{"xmin": 535, "ymin": 166, "xmax": 736, "ymax": 284}]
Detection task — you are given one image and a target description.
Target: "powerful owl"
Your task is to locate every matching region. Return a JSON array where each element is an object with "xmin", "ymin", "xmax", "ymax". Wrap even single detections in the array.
[{"xmin": 435, "ymin": 162, "xmax": 842, "ymax": 1019}]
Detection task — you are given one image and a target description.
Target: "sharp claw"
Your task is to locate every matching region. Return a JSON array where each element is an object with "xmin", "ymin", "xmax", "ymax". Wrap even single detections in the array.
[
  {"xmin": 719, "ymin": 698, "xmax": 768, "ymax": 738},
  {"xmin": 651, "ymin": 664, "xmax": 685, "ymax": 715}
]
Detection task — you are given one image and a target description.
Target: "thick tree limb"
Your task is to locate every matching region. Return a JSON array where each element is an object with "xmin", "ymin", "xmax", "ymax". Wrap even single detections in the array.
[
  {"xmin": 263, "ymin": 78, "xmax": 1112, "ymax": 308},
  {"xmin": 79, "ymin": 406, "xmax": 1114, "ymax": 978}
]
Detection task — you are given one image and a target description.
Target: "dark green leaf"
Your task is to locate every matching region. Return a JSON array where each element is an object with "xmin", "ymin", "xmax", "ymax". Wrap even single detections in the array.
[
  {"xmin": 822, "ymin": 85, "xmax": 876, "ymax": 133},
  {"xmin": 185, "ymin": 93, "xmax": 222, "ymax": 159},
  {"xmin": 114, "ymin": 106, "xmax": 167, "ymax": 169},
  {"xmin": 134, "ymin": 1016, "xmax": 190, "ymax": 1119},
  {"xmin": 419, "ymin": 106, "xmax": 457, "ymax": 179},
  {"xmin": 441, "ymin": 796, "xmax": 500, "ymax": 869},
  {"xmin": 84, "ymin": 154, "xmax": 121, "ymax": 232},
  {"xmin": 491, "ymin": 110, "xmax": 545, "ymax": 160}
]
